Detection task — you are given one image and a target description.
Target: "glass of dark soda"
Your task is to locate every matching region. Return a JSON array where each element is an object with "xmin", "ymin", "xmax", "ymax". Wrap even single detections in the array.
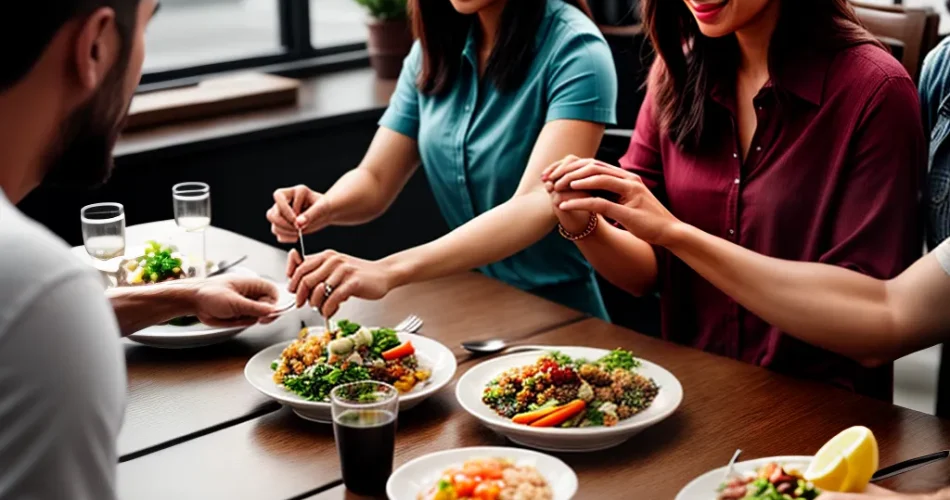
[{"xmin": 330, "ymin": 381, "xmax": 398, "ymax": 497}]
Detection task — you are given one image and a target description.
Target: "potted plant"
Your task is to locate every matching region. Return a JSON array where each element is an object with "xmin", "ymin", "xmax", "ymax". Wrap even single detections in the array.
[{"xmin": 354, "ymin": 0, "xmax": 413, "ymax": 79}]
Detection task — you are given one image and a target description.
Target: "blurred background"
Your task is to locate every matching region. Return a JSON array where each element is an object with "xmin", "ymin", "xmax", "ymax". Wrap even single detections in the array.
[{"xmin": 19, "ymin": 0, "xmax": 950, "ymax": 417}]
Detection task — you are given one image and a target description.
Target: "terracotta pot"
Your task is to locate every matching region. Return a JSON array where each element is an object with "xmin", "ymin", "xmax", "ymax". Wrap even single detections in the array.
[{"xmin": 366, "ymin": 18, "xmax": 413, "ymax": 80}]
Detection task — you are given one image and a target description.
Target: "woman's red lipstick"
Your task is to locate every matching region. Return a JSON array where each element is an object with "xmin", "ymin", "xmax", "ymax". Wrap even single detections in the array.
[{"xmin": 690, "ymin": 0, "xmax": 726, "ymax": 23}]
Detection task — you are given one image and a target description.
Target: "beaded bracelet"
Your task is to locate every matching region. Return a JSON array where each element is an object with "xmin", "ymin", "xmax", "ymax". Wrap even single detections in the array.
[{"xmin": 558, "ymin": 213, "xmax": 599, "ymax": 241}]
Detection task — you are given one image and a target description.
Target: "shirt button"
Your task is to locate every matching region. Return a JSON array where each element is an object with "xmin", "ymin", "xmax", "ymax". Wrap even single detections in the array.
[
  {"xmin": 728, "ymin": 229, "xmax": 735, "ymax": 235},
  {"xmin": 733, "ymin": 178, "xmax": 740, "ymax": 185},
  {"xmin": 755, "ymin": 146, "xmax": 762, "ymax": 152},
  {"xmin": 732, "ymin": 153, "xmax": 738, "ymax": 158},
  {"xmin": 464, "ymin": 105, "xmax": 471, "ymax": 111},
  {"xmin": 757, "ymin": 106, "xmax": 763, "ymax": 111}
]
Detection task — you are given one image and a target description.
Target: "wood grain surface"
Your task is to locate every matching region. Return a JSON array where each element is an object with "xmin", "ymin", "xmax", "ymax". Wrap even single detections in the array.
[
  {"xmin": 118, "ymin": 318, "xmax": 950, "ymax": 499},
  {"xmin": 110, "ymin": 223, "xmax": 584, "ymax": 460}
]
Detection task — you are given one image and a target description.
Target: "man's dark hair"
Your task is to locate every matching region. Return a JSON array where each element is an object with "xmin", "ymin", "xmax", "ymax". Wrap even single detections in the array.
[{"xmin": 1, "ymin": 1, "xmax": 142, "ymax": 91}]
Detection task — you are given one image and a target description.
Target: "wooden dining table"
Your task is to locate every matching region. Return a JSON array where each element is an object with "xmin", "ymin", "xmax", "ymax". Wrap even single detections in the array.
[{"xmin": 105, "ymin": 222, "xmax": 950, "ymax": 499}]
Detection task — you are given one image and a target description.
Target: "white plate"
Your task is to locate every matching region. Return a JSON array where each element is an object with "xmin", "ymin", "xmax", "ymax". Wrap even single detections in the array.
[
  {"xmin": 387, "ymin": 446, "xmax": 577, "ymax": 500},
  {"xmin": 456, "ymin": 346, "xmax": 683, "ymax": 453},
  {"xmin": 676, "ymin": 456, "xmax": 813, "ymax": 500},
  {"xmin": 126, "ymin": 267, "xmax": 295, "ymax": 349},
  {"xmin": 244, "ymin": 330, "xmax": 457, "ymax": 423}
]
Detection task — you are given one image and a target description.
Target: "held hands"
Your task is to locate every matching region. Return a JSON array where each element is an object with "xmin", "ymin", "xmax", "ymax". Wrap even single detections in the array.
[
  {"xmin": 286, "ymin": 249, "xmax": 393, "ymax": 317},
  {"xmin": 542, "ymin": 155, "xmax": 680, "ymax": 246},
  {"xmin": 193, "ymin": 275, "xmax": 280, "ymax": 327},
  {"xmin": 266, "ymin": 185, "xmax": 333, "ymax": 243}
]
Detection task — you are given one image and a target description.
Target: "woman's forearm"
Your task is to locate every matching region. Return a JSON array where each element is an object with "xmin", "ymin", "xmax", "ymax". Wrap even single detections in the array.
[
  {"xmin": 106, "ymin": 282, "xmax": 197, "ymax": 337},
  {"xmin": 381, "ymin": 190, "xmax": 557, "ymax": 286},
  {"xmin": 573, "ymin": 218, "xmax": 658, "ymax": 296},
  {"xmin": 322, "ymin": 168, "xmax": 398, "ymax": 226},
  {"xmin": 663, "ymin": 223, "xmax": 912, "ymax": 366}
]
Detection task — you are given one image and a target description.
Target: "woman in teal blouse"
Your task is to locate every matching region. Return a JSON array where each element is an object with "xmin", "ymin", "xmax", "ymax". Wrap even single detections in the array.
[{"xmin": 266, "ymin": 0, "xmax": 617, "ymax": 319}]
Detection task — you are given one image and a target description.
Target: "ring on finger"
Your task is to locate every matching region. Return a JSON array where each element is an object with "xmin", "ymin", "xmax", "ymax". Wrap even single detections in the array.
[{"xmin": 323, "ymin": 282, "xmax": 334, "ymax": 298}]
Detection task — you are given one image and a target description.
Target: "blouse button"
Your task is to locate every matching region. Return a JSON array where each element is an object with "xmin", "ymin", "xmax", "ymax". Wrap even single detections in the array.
[
  {"xmin": 464, "ymin": 105, "xmax": 471, "ymax": 112},
  {"xmin": 732, "ymin": 153, "xmax": 738, "ymax": 158},
  {"xmin": 733, "ymin": 178, "xmax": 740, "ymax": 185},
  {"xmin": 755, "ymin": 146, "xmax": 762, "ymax": 152},
  {"xmin": 728, "ymin": 229, "xmax": 735, "ymax": 235}
]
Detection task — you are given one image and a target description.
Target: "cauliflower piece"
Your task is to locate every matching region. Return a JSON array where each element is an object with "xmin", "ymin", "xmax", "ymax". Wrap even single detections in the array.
[{"xmin": 577, "ymin": 381, "xmax": 594, "ymax": 402}]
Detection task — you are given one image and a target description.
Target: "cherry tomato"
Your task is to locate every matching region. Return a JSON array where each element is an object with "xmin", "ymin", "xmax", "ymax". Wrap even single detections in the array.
[
  {"xmin": 473, "ymin": 481, "xmax": 501, "ymax": 500},
  {"xmin": 479, "ymin": 463, "xmax": 504, "ymax": 480},
  {"xmin": 452, "ymin": 474, "xmax": 476, "ymax": 497}
]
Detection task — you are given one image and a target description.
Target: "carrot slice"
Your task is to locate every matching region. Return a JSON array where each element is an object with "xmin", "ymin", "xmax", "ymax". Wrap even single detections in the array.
[
  {"xmin": 529, "ymin": 399, "xmax": 586, "ymax": 427},
  {"xmin": 382, "ymin": 341, "xmax": 415, "ymax": 360},
  {"xmin": 512, "ymin": 405, "xmax": 561, "ymax": 425}
]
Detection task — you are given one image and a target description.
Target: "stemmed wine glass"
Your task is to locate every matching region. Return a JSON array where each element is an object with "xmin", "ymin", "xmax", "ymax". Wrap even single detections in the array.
[
  {"xmin": 81, "ymin": 202, "xmax": 126, "ymax": 270},
  {"xmin": 172, "ymin": 182, "xmax": 211, "ymax": 277}
]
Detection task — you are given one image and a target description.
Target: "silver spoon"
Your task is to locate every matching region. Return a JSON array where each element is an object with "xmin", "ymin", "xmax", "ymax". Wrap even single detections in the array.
[
  {"xmin": 207, "ymin": 255, "xmax": 248, "ymax": 277},
  {"xmin": 722, "ymin": 449, "xmax": 742, "ymax": 483},
  {"xmin": 460, "ymin": 339, "xmax": 549, "ymax": 355}
]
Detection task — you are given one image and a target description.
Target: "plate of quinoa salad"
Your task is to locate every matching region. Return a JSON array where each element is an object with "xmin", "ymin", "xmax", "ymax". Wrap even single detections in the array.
[
  {"xmin": 387, "ymin": 447, "xmax": 577, "ymax": 500},
  {"xmin": 456, "ymin": 347, "xmax": 682, "ymax": 452},
  {"xmin": 244, "ymin": 319, "xmax": 456, "ymax": 423},
  {"xmin": 676, "ymin": 457, "xmax": 819, "ymax": 500}
]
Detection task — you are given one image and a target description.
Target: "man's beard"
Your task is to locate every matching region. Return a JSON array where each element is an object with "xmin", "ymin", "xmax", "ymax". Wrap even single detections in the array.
[{"xmin": 43, "ymin": 66, "xmax": 131, "ymax": 190}]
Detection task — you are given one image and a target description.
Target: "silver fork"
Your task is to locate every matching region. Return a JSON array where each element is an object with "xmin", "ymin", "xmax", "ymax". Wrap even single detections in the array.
[{"xmin": 394, "ymin": 315, "xmax": 423, "ymax": 334}]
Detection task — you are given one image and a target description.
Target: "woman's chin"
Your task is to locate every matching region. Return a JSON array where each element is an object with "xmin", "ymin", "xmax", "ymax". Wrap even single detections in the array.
[
  {"xmin": 695, "ymin": 23, "xmax": 736, "ymax": 38},
  {"xmin": 448, "ymin": 0, "xmax": 485, "ymax": 15}
]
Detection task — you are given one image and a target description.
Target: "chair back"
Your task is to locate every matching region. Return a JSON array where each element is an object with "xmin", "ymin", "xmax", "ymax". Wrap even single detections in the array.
[{"xmin": 851, "ymin": 1, "xmax": 940, "ymax": 82}]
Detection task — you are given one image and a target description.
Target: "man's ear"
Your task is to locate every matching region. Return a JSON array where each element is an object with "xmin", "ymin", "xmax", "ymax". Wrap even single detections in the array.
[{"xmin": 71, "ymin": 7, "xmax": 119, "ymax": 92}]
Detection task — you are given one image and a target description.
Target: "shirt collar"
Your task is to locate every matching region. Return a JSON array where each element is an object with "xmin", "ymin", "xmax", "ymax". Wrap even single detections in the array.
[
  {"xmin": 462, "ymin": 23, "xmax": 478, "ymax": 67},
  {"xmin": 775, "ymin": 47, "xmax": 831, "ymax": 106},
  {"xmin": 709, "ymin": 47, "xmax": 831, "ymax": 109}
]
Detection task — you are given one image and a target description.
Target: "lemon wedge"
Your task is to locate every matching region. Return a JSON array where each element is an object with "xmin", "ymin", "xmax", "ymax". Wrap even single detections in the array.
[{"xmin": 805, "ymin": 426, "xmax": 879, "ymax": 492}]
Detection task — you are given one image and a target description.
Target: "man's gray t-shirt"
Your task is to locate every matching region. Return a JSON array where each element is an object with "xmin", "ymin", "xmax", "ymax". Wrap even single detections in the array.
[{"xmin": 0, "ymin": 190, "xmax": 125, "ymax": 499}]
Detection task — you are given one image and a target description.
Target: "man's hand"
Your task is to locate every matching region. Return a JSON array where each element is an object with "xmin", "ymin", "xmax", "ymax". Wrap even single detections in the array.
[
  {"xmin": 266, "ymin": 184, "xmax": 333, "ymax": 243},
  {"xmin": 286, "ymin": 249, "xmax": 393, "ymax": 317},
  {"xmin": 193, "ymin": 276, "xmax": 280, "ymax": 327}
]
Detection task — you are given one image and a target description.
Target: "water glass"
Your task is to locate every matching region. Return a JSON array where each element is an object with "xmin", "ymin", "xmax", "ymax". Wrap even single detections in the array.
[
  {"xmin": 81, "ymin": 202, "xmax": 126, "ymax": 263},
  {"xmin": 331, "ymin": 382, "xmax": 398, "ymax": 496},
  {"xmin": 172, "ymin": 182, "xmax": 211, "ymax": 276}
]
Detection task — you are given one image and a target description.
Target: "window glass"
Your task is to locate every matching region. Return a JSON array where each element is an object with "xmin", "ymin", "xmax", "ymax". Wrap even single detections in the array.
[
  {"xmin": 311, "ymin": 0, "xmax": 368, "ymax": 48},
  {"xmin": 144, "ymin": 0, "xmax": 283, "ymax": 73}
]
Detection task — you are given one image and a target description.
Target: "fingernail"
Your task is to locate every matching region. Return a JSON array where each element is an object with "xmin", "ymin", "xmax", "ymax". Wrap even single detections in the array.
[{"xmin": 296, "ymin": 215, "xmax": 306, "ymax": 226}]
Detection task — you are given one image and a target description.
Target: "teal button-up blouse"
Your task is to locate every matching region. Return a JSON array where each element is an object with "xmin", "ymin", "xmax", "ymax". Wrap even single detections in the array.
[{"xmin": 379, "ymin": 0, "xmax": 618, "ymax": 318}]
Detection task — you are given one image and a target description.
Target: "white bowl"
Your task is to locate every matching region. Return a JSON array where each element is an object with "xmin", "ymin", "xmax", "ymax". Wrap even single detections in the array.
[
  {"xmin": 245, "ymin": 330, "xmax": 457, "ymax": 423},
  {"xmin": 676, "ymin": 456, "xmax": 813, "ymax": 500},
  {"xmin": 387, "ymin": 446, "xmax": 578, "ymax": 500},
  {"xmin": 455, "ymin": 346, "xmax": 683, "ymax": 453},
  {"xmin": 127, "ymin": 267, "xmax": 295, "ymax": 349}
]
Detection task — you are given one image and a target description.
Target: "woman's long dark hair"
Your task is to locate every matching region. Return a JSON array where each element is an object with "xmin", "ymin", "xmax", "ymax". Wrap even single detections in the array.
[
  {"xmin": 410, "ymin": 0, "xmax": 593, "ymax": 95},
  {"xmin": 642, "ymin": 0, "xmax": 881, "ymax": 150}
]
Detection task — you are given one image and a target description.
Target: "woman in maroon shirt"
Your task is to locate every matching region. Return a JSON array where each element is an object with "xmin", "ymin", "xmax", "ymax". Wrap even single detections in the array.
[{"xmin": 543, "ymin": 0, "xmax": 925, "ymax": 399}]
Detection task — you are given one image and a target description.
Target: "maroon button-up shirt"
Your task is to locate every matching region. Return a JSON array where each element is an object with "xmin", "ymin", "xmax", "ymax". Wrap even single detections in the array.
[{"xmin": 620, "ymin": 43, "xmax": 925, "ymax": 400}]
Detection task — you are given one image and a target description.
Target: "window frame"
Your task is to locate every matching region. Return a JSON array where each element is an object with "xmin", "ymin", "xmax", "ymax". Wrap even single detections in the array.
[{"xmin": 138, "ymin": 0, "xmax": 369, "ymax": 92}]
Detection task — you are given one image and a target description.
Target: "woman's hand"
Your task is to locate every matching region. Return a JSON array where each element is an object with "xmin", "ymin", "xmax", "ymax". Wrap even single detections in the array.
[
  {"xmin": 543, "ymin": 155, "xmax": 681, "ymax": 246},
  {"xmin": 193, "ymin": 276, "xmax": 280, "ymax": 327},
  {"xmin": 266, "ymin": 185, "xmax": 334, "ymax": 243},
  {"xmin": 542, "ymin": 156, "xmax": 593, "ymax": 234},
  {"xmin": 286, "ymin": 249, "xmax": 394, "ymax": 317}
]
